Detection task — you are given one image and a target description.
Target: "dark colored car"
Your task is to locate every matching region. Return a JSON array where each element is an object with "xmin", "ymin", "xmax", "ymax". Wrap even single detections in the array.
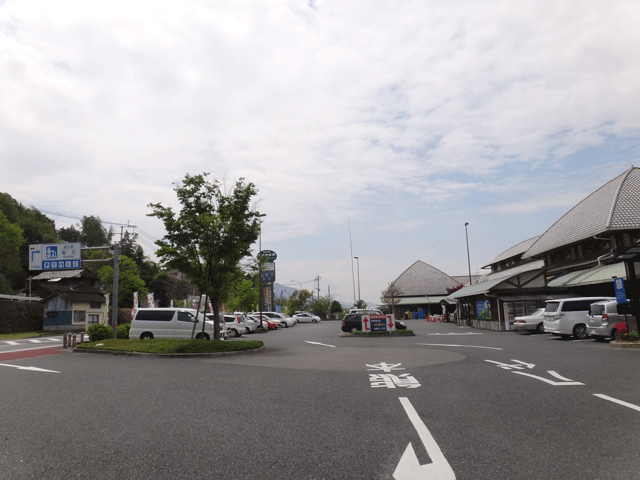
[{"xmin": 341, "ymin": 313, "xmax": 406, "ymax": 332}]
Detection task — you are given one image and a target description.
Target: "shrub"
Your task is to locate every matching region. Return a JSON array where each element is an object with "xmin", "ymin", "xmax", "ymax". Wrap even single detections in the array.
[
  {"xmin": 87, "ymin": 323, "xmax": 115, "ymax": 342},
  {"xmin": 117, "ymin": 323, "xmax": 131, "ymax": 339}
]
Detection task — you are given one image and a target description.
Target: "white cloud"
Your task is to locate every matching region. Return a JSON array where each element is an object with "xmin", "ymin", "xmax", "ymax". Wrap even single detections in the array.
[{"xmin": 1, "ymin": 0, "xmax": 640, "ymax": 303}]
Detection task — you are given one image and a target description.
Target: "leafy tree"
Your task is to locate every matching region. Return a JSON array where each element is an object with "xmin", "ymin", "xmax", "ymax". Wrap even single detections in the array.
[
  {"xmin": 310, "ymin": 295, "xmax": 332, "ymax": 320},
  {"xmin": 288, "ymin": 289, "xmax": 313, "ymax": 313},
  {"xmin": 0, "ymin": 211, "xmax": 25, "ymax": 293},
  {"xmin": 227, "ymin": 278, "xmax": 259, "ymax": 313},
  {"xmin": 354, "ymin": 299, "xmax": 367, "ymax": 309},
  {"xmin": 98, "ymin": 255, "xmax": 148, "ymax": 308},
  {"xmin": 81, "ymin": 215, "xmax": 112, "ymax": 247},
  {"xmin": 148, "ymin": 174, "xmax": 261, "ymax": 339},
  {"xmin": 330, "ymin": 300, "xmax": 343, "ymax": 318},
  {"xmin": 58, "ymin": 225, "xmax": 82, "ymax": 243},
  {"xmin": 381, "ymin": 282, "xmax": 403, "ymax": 318}
]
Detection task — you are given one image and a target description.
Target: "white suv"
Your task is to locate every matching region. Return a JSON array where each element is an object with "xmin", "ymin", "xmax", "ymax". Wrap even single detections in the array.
[{"xmin": 543, "ymin": 297, "xmax": 614, "ymax": 339}]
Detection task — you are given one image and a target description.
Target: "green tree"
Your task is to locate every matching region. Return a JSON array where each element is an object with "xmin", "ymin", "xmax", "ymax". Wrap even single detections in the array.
[
  {"xmin": 81, "ymin": 215, "xmax": 112, "ymax": 247},
  {"xmin": 354, "ymin": 299, "xmax": 367, "ymax": 309},
  {"xmin": 228, "ymin": 278, "xmax": 259, "ymax": 313},
  {"xmin": 148, "ymin": 174, "xmax": 261, "ymax": 339},
  {"xmin": 0, "ymin": 211, "xmax": 25, "ymax": 293},
  {"xmin": 288, "ymin": 289, "xmax": 313, "ymax": 313},
  {"xmin": 310, "ymin": 295, "xmax": 332, "ymax": 320},
  {"xmin": 58, "ymin": 225, "xmax": 82, "ymax": 243},
  {"xmin": 98, "ymin": 255, "xmax": 148, "ymax": 309},
  {"xmin": 330, "ymin": 300, "xmax": 343, "ymax": 318}
]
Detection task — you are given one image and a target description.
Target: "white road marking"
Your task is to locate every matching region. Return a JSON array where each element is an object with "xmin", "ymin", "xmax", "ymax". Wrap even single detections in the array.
[
  {"xmin": 5, "ymin": 341, "xmax": 20, "ymax": 346},
  {"xmin": 305, "ymin": 341, "xmax": 336, "ymax": 348},
  {"xmin": 394, "ymin": 397, "xmax": 456, "ymax": 480},
  {"xmin": 513, "ymin": 371, "xmax": 584, "ymax": 386},
  {"xmin": 0, "ymin": 345, "xmax": 64, "ymax": 354},
  {"xmin": 0, "ymin": 363, "xmax": 60, "ymax": 373},
  {"xmin": 417, "ymin": 343, "xmax": 503, "ymax": 351},
  {"xmin": 594, "ymin": 394, "xmax": 640, "ymax": 412},
  {"xmin": 427, "ymin": 332, "xmax": 483, "ymax": 336},
  {"xmin": 28, "ymin": 339, "xmax": 42, "ymax": 343}
]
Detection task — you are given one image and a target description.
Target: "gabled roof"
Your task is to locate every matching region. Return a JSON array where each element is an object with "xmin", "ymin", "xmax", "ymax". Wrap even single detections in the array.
[
  {"xmin": 525, "ymin": 167, "xmax": 640, "ymax": 259},
  {"xmin": 483, "ymin": 236, "xmax": 540, "ymax": 268},
  {"xmin": 390, "ymin": 261, "xmax": 460, "ymax": 296},
  {"xmin": 32, "ymin": 269, "xmax": 98, "ymax": 281}
]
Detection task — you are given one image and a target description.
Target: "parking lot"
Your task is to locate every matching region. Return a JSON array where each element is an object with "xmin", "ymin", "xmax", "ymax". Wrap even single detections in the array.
[{"xmin": 2, "ymin": 319, "xmax": 640, "ymax": 480}]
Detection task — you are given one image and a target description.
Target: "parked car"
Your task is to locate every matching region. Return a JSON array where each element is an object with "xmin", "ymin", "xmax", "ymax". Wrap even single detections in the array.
[
  {"xmin": 587, "ymin": 300, "xmax": 637, "ymax": 341},
  {"xmin": 235, "ymin": 312, "xmax": 255, "ymax": 333},
  {"xmin": 249, "ymin": 314, "xmax": 277, "ymax": 330},
  {"xmin": 130, "ymin": 308, "xmax": 227, "ymax": 340},
  {"xmin": 206, "ymin": 313, "xmax": 245, "ymax": 338},
  {"xmin": 253, "ymin": 311, "xmax": 293, "ymax": 328},
  {"xmin": 293, "ymin": 312, "xmax": 321, "ymax": 323},
  {"xmin": 543, "ymin": 297, "xmax": 614, "ymax": 339},
  {"xmin": 513, "ymin": 308, "xmax": 545, "ymax": 334}
]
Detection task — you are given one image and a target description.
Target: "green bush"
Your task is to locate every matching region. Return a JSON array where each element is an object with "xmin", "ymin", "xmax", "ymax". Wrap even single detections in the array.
[
  {"xmin": 117, "ymin": 323, "xmax": 131, "ymax": 339},
  {"xmin": 87, "ymin": 323, "xmax": 115, "ymax": 342}
]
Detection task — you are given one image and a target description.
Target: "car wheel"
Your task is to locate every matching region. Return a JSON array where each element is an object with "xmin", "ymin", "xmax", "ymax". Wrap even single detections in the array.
[
  {"xmin": 245, "ymin": 328, "xmax": 250, "ymax": 334},
  {"xmin": 536, "ymin": 323, "xmax": 545, "ymax": 334},
  {"xmin": 573, "ymin": 324, "xmax": 588, "ymax": 340},
  {"xmin": 610, "ymin": 329, "xmax": 618, "ymax": 341},
  {"xmin": 229, "ymin": 329, "xmax": 238, "ymax": 338},
  {"xmin": 195, "ymin": 332, "xmax": 210, "ymax": 340},
  {"xmin": 312, "ymin": 319, "xmax": 318, "ymax": 323},
  {"xmin": 140, "ymin": 333, "xmax": 153, "ymax": 340}
]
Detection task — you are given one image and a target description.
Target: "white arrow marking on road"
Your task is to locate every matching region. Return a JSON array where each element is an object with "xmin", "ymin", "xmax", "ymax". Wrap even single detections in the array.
[
  {"xmin": 304, "ymin": 341, "xmax": 336, "ymax": 348},
  {"xmin": 394, "ymin": 397, "xmax": 456, "ymax": 480},
  {"xmin": 417, "ymin": 343, "xmax": 503, "ymax": 351},
  {"xmin": 0, "ymin": 363, "xmax": 60, "ymax": 373}
]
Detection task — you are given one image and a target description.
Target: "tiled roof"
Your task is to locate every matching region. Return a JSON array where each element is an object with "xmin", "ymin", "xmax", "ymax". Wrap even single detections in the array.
[
  {"xmin": 32, "ymin": 269, "xmax": 97, "ymax": 281},
  {"xmin": 524, "ymin": 167, "xmax": 640, "ymax": 258},
  {"xmin": 483, "ymin": 236, "xmax": 540, "ymax": 268},
  {"xmin": 390, "ymin": 261, "xmax": 461, "ymax": 296}
]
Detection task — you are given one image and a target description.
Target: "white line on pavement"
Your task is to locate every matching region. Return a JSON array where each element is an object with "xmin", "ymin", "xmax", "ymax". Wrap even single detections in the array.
[
  {"xmin": 305, "ymin": 341, "xmax": 336, "ymax": 348},
  {"xmin": 0, "ymin": 345, "xmax": 64, "ymax": 354},
  {"xmin": 4, "ymin": 341, "xmax": 20, "ymax": 346},
  {"xmin": 417, "ymin": 343, "xmax": 503, "ymax": 350},
  {"xmin": 594, "ymin": 394, "xmax": 640, "ymax": 412},
  {"xmin": 28, "ymin": 339, "xmax": 42, "ymax": 343}
]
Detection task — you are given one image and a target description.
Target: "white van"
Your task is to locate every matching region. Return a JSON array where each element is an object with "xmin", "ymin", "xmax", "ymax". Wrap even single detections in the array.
[
  {"xmin": 130, "ymin": 308, "xmax": 227, "ymax": 340},
  {"xmin": 543, "ymin": 297, "xmax": 614, "ymax": 339}
]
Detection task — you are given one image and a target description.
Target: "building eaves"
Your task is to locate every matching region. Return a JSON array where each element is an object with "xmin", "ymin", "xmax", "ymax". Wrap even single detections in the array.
[
  {"xmin": 524, "ymin": 167, "xmax": 640, "ymax": 259},
  {"xmin": 483, "ymin": 236, "xmax": 541, "ymax": 268}
]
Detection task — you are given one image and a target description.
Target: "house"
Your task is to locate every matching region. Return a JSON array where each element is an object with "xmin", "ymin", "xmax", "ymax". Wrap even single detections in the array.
[{"xmin": 31, "ymin": 269, "xmax": 108, "ymax": 332}]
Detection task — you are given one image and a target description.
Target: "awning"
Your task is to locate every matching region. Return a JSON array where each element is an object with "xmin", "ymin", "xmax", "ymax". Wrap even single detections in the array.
[
  {"xmin": 548, "ymin": 262, "xmax": 626, "ymax": 287},
  {"xmin": 395, "ymin": 295, "xmax": 450, "ymax": 306},
  {"xmin": 448, "ymin": 277, "xmax": 506, "ymax": 299}
]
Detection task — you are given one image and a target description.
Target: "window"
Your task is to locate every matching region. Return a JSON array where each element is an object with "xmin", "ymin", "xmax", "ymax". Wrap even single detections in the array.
[
  {"xmin": 135, "ymin": 310, "xmax": 175, "ymax": 321},
  {"xmin": 178, "ymin": 312, "xmax": 196, "ymax": 323},
  {"xmin": 73, "ymin": 310, "xmax": 86, "ymax": 325},
  {"xmin": 88, "ymin": 314, "xmax": 100, "ymax": 325}
]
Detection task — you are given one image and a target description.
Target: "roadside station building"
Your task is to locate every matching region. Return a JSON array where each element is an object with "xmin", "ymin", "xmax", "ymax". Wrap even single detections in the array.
[{"xmin": 449, "ymin": 166, "xmax": 640, "ymax": 330}]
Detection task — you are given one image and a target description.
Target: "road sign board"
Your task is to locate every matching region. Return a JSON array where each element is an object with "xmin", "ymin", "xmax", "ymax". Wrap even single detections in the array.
[
  {"xmin": 257, "ymin": 250, "xmax": 277, "ymax": 262},
  {"xmin": 614, "ymin": 277, "xmax": 627, "ymax": 303},
  {"xmin": 29, "ymin": 243, "xmax": 81, "ymax": 271}
]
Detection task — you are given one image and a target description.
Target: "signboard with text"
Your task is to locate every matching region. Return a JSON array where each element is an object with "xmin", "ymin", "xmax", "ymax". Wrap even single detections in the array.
[{"xmin": 29, "ymin": 243, "xmax": 81, "ymax": 271}]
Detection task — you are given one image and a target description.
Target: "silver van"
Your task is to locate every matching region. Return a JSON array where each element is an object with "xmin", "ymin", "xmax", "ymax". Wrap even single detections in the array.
[
  {"xmin": 543, "ymin": 297, "xmax": 614, "ymax": 339},
  {"xmin": 587, "ymin": 300, "xmax": 637, "ymax": 342},
  {"xmin": 130, "ymin": 308, "xmax": 226, "ymax": 340}
]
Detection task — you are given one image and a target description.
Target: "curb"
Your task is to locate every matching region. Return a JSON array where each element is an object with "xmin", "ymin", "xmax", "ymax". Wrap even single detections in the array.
[
  {"xmin": 71, "ymin": 345, "xmax": 266, "ymax": 358},
  {"xmin": 610, "ymin": 341, "xmax": 640, "ymax": 349}
]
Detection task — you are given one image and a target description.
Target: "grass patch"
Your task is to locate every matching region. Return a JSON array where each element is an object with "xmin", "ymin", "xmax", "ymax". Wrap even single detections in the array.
[
  {"xmin": 75, "ymin": 338, "xmax": 263, "ymax": 354},
  {"xmin": 0, "ymin": 332, "xmax": 60, "ymax": 340}
]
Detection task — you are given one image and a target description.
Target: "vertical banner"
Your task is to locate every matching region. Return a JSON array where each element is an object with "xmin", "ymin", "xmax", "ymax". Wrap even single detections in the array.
[
  {"xmin": 131, "ymin": 292, "xmax": 139, "ymax": 318},
  {"xmin": 147, "ymin": 293, "xmax": 155, "ymax": 308},
  {"xmin": 170, "ymin": 299, "xmax": 174, "ymax": 307}
]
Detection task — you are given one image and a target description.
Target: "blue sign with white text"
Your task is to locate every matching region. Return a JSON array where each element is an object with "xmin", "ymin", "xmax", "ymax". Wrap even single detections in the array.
[{"xmin": 614, "ymin": 277, "xmax": 627, "ymax": 303}]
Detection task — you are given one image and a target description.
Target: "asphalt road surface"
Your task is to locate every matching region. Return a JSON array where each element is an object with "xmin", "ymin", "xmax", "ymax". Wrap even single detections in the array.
[{"xmin": 1, "ymin": 321, "xmax": 639, "ymax": 480}]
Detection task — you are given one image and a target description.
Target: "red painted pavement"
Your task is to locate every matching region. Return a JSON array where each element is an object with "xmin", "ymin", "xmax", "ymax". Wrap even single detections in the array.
[{"xmin": 0, "ymin": 347, "xmax": 67, "ymax": 362}]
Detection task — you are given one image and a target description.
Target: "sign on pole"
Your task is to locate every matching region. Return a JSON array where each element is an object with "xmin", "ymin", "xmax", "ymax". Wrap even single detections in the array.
[
  {"xmin": 257, "ymin": 250, "xmax": 277, "ymax": 262},
  {"xmin": 29, "ymin": 243, "xmax": 81, "ymax": 271},
  {"xmin": 614, "ymin": 277, "xmax": 627, "ymax": 303}
]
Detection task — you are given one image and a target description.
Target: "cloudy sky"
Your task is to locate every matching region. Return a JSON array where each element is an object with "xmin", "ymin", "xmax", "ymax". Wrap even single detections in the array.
[{"xmin": 2, "ymin": 0, "xmax": 639, "ymax": 305}]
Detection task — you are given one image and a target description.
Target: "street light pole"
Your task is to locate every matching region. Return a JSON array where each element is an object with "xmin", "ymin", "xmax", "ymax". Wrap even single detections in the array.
[
  {"xmin": 258, "ymin": 213, "xmax": 267, "ymax": 328},
  {"xmin": 465, "ymin": 222, "xmax": 472, "ymax": 285},
  {"xmin": 354, "ymin": 256, "xmax": 361, "ymax": 306}
]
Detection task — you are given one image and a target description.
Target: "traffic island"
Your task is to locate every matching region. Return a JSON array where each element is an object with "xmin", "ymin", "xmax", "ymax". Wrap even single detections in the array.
[
  {"xmin": 73, "ymin": 338, "xmax": 265, "ymax": 357},
  {"xmin": 340, "ymin": 330, "xmax": 415, "ymax": 337},
  {"xmin": 610, "ymin": 340, "xmax": 640, "ymax": 349}
]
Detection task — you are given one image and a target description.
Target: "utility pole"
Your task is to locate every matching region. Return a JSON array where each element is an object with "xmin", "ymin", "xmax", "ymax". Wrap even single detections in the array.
[{"xmin": 315, "ymin": 275, "xmax": 321, "ymax": 300}]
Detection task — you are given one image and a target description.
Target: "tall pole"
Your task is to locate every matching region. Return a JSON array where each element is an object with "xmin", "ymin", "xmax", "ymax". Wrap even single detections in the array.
[
  {"xmin": 111, "ymin": 242, "xmax": 120, "ymax": 338},
  {"xmin": 258, "ymin": 214, "xmax": 266, "ymax": 328},
  {"xmin": 465, "ymin": 222, "xmax": 472, "ymax": 285},
  {"xmin": 349, "ymin": 219, "xmax": 356, "ymax": 306},
  {"xmin": 354, "ymin": 256, "xmax": 361, "ymax": 305}
]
